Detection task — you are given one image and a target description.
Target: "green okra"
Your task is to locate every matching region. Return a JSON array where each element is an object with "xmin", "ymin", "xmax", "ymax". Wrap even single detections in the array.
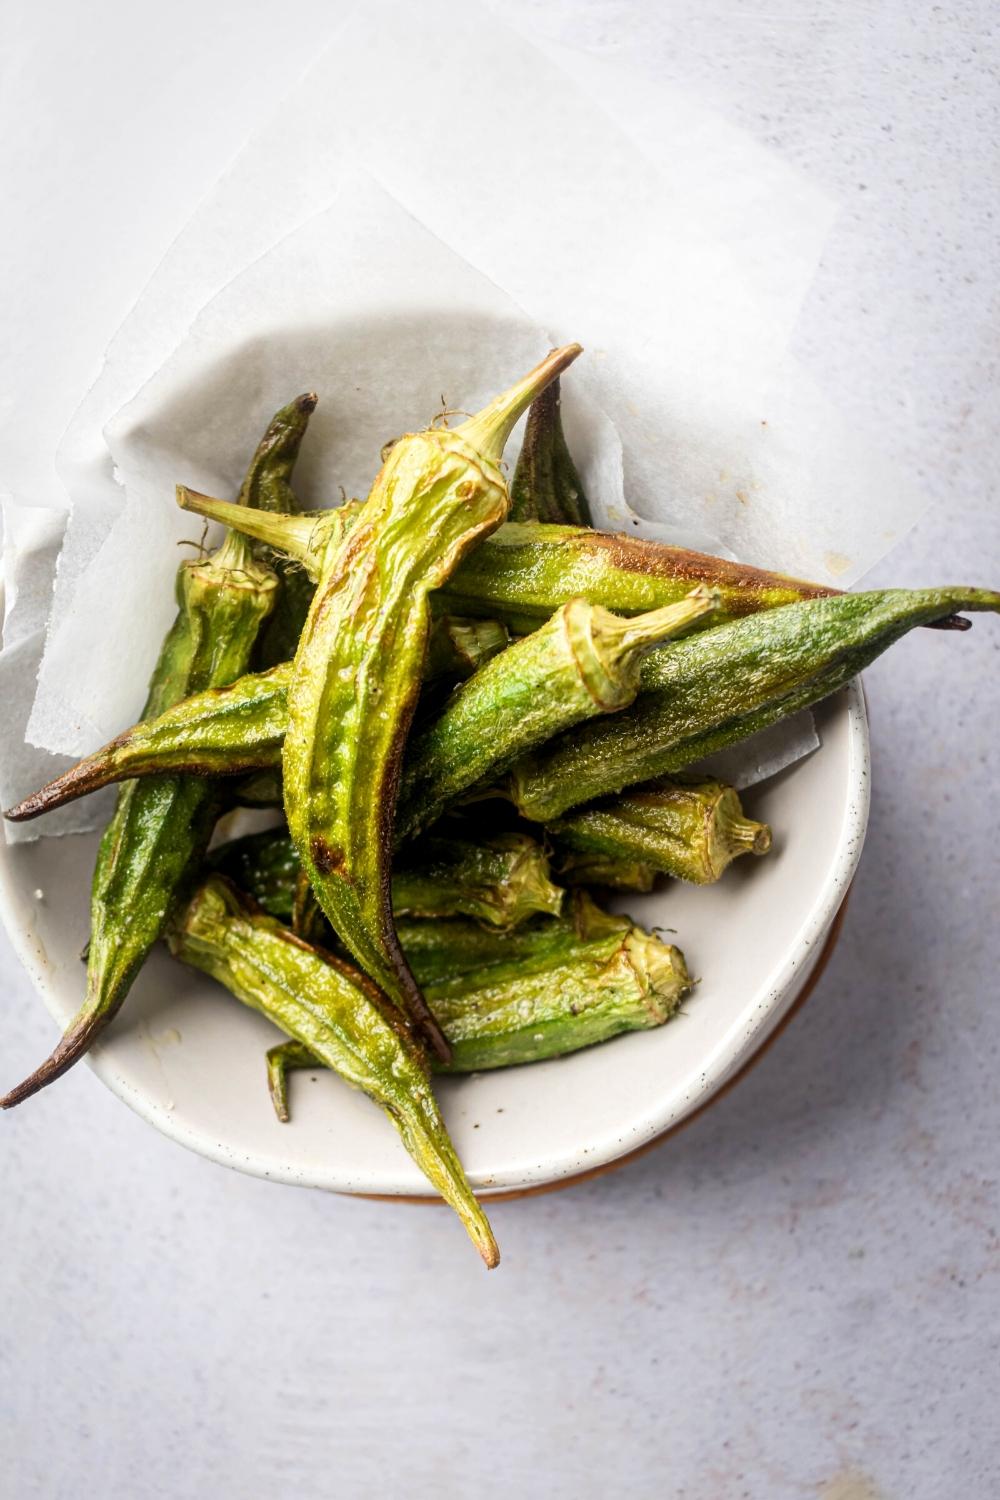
[
  {"xmin": 258, "ymin": 895, "xmax": 690, "ymax": 1113},
  {"xmin": 0, "ymin": 523, "xmax": 278, "ymax": 1109},
  {"xmin": 165, "ymin": 480, "xmax": 842, "ymax": 636},
  {"xmin": 168, "ymin": 876, "xmax": 499, "ymax": 1268},
  {"xmin": 429, "ymin": 920, "xmax": 690, "ymax": 1072},
  {"xmin": 509, "ymin": 377, "xmax": 591, "ymax": 525},
  {"xmin": 555, "ymin": 849, "xmax": 657, "ymax": 892},
  {"xmin": 395, "ymin": 891, "xmax": 631, "ymax": 986},
  {"xmin": 178, "ymin": 346, "xmax": 583, "ymax": 1063},
  {"xmin": 439, "ymin": 522, "xmax": 840, "ymax": 635},
  {"xmin": 397, "ymin": 588, "xmax": 718, "ymax": 840},
  {"xmin": 5, "ymin": 665, "xmax": 290, "ymax": 821},
  {"xmin": 511, "ymin": 587, "xmax": 1000, "ymax": 824},
  {"xmin": 238, "ymin": 392, "xmax": 319, "ymax": 671},
  {"xmin": 163, "ymin": 465, "xmax": 972, "ymax": 645},
  {"xmin": 391, "ymin": 832, "xmax": 564, "ymax": 927},
  {"xmin": 552, "ymin": 776, "xmax": 772, "ymax": 885},
  {"xmin": 5, "ymin": 611, "xmax": 509, "ymax": 824},
  {"xmin": 209, "ymin": 827, "xmax": 564, "ymax": 930}
]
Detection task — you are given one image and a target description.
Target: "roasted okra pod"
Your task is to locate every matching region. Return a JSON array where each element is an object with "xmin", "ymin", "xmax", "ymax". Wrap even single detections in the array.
[
  {"xmin": 210, "ymin": 828, "xmax": 564, "ymax": 931},
  {"xmin": 168, "ymin": 877, "xmax": 499, "ymax": 1268},
  {"xmin": 180, "ymin": 347, "xmax": 583, "ymax": 1061},
  {"xmin": 238, "ymin": 392, "xmax": 319, "ymax": 670},
  {"xmin": 508, "ymin": 377, "xmax": 592, "ymax": 525},
  {"xmin": 259, "ymin": 896, "xmax": 689, "ymax": 1107},
  {"xmin": 511, "ymin": 587, "xmax": 1000, "ymax": 823},
  {"xmin": 1, "ymin": 494, "xmax": 281, "ymax": 1109},
  {"xmin": 552, "ymin": 776, "xmax": 771, "ymax": 885},
  {"xmin": 391, "ymin": 833, "xmax": 564, "ymax": 927}
]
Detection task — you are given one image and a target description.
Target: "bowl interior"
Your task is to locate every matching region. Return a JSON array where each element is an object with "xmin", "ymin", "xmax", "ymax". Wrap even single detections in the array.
[{"xmin": 0, "ymin": 684, "xmax": 868, "ymax": 1195}]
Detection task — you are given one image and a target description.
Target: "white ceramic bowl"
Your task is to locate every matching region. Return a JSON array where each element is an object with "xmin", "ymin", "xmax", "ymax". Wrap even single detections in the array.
[{"xmin": 0, "ymin": 682, "xmax": 869, "ymax": 1196}]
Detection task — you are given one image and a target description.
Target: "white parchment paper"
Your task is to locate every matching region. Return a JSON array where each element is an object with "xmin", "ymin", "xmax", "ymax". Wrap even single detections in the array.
[{"xmin": 5, "ymin": 0, "xmax": 914, "ymax": 835}]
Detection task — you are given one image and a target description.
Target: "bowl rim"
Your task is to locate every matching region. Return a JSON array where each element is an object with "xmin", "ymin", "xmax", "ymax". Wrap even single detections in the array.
[{"xmin": 0, "ymin": 680, "xmax": 870, "ymax": 1196}]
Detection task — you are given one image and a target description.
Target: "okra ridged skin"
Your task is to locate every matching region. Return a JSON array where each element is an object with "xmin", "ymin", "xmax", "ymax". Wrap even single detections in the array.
[
  {"xmin": 398, "ymin": 589, "xmax": 716, "ymax": 841},
  {"xmin": 438, "ymin": 521, "xmax": 839, "ymax": 634},
  {"xmin": 210, "ymin": 828, "xmax": 565, "ymax": 931},
  {"xmin": 239, "ymin": 392, "xmax": 319, "ymax": 671},
  {"xmin": 430, "ymin": 924, "xmax": 690, "ymax": 1072},
  {"xmin": 512, "ymin": 587, "xmax": 1000, "ymax": 822},
  {"xmin": 168, "ymin": 877, "xmax": 499, "ymax": 1269},
  {"xmin": 392, "ymin": 833, "xmax": 564, "ymax": 927},
  {"xmin": 0, "ymin": 546, "xmax": 278, "ymax": 1108},
  {"xmin": 281, "ymin": 349, "xmax": 582, "ymax": 1061},
  {"xmin": 508, "ymin": 377, "xmax": 592, "ymax": 525},
  {"xmin": 552, "ymin": 776, "xmax": 772, "ymax": 885}
]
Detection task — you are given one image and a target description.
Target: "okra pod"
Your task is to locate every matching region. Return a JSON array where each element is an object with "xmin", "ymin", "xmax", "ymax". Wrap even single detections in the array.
[
  {"xmin": 167, "ymin": 469, "xmax": 968, "ymax": 646},
  {"xmin": 179, "ymin": 346, "xmax": 582, "ymax": 1062},
  {"xmin": 552, "ymin": 776, "xmax": 771, "ymax": 885},
  {"xmin": 5, "ymin": 612, "xmax": 507, "ymax": 824},
  {"xmin": 0, "ymin": 528, "xmax": 278, "ymax": 1107},
  {"xmin": 209, "ymin": 828, "xmax": 564, "ymax": 930},
  {"xmin": 439, "ymin": 522, "xmax": 839, "ymax": 634},
  {"xmin": 509, "ymin": 377, "xmax": 591, "ymax": 525},
  {"xmin": 238, "ymin": 392, "xmax": 319, "ymax": 670},
  {"xmin": 430, "ymin": 921, "xmax": 690, "ymax": 1072},
  {"xmin": 397, "ymin": 588, "xmax": 718, "ymax": 840},
  {"xmin": 5, "ymin": 664, "xmax": 289, "ymax": 821},
  {"xmin": 167, "ymin": 482, "xmax": 841, "ymax": 635},
  {"xmin": 259, "ymin": 897, "xmax": 690, "ymax": 1110},
  {"xmin": 391, "ymin": 833, "xmax": 564, "ymax": 927},
  {"xmin": 555, "ymin": 849, "xmax": 657, "ymax": 892},
  {"xmin": 511, "ymin": 587, "xmax": 1000, "ymax": 822},
  {"xmin": 168, "ymin": 877, "xmax": 499, "ymax": 1268}
]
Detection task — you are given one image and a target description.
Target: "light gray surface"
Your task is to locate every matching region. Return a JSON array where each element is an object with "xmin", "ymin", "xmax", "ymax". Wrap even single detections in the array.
[{"xmin": 1, "ymin": 4, "xmax": 998, "ymax": 1497}]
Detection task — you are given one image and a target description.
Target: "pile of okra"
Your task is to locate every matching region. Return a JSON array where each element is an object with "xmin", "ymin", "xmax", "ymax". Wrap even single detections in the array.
[{"xmin": 6, "ymin": 344, "xmax": 999, "ymax": 1266}]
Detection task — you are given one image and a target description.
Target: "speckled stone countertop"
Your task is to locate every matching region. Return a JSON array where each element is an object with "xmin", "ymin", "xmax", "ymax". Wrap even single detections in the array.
[{"xmin": 1, "ymin": 4, "xmax": 997, "ymax": 1496}]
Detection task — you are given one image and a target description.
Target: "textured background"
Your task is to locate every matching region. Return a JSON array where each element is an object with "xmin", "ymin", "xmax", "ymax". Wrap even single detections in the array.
[{"xmin": 1, "ymin": 3, "xmax": 998, "ymax": 1496}]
